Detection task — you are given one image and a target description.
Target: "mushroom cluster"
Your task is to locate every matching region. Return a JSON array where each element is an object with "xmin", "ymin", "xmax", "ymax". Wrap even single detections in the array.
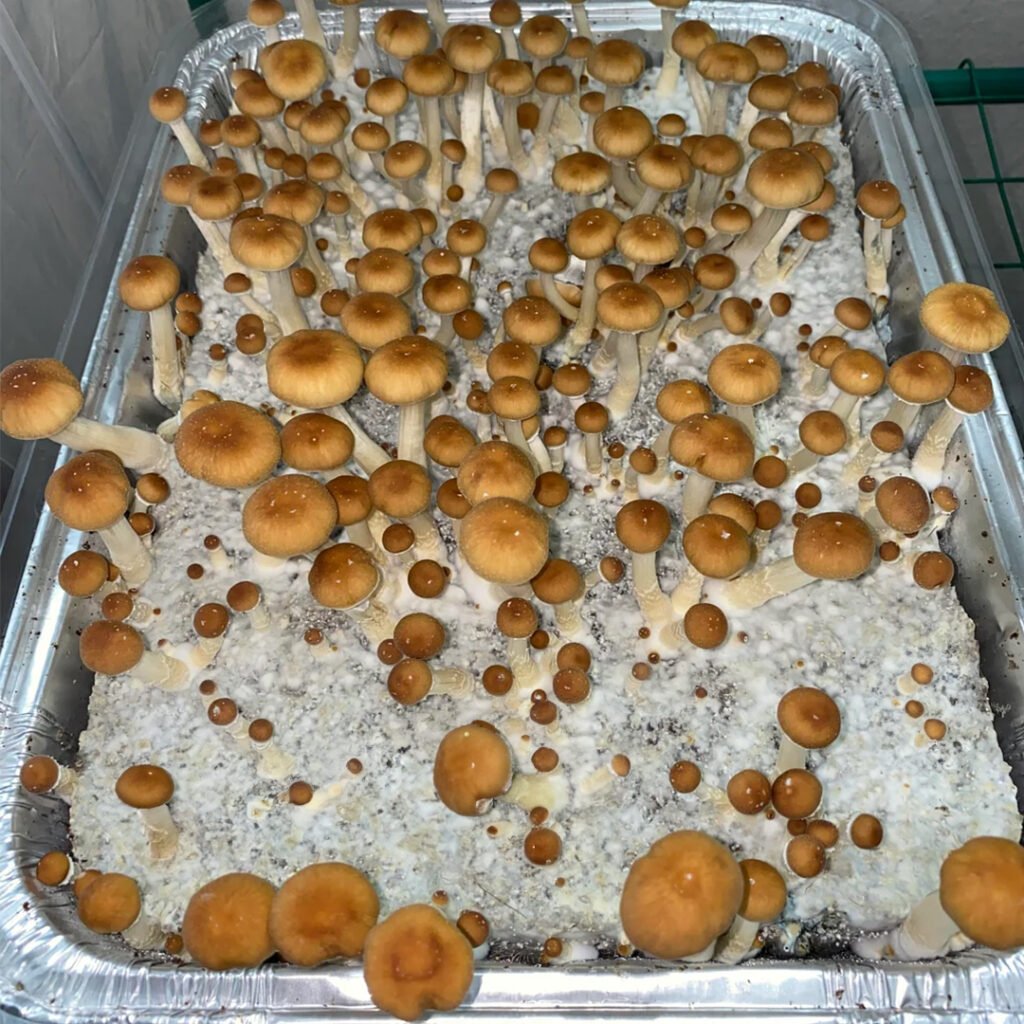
[{"xmin": 7, "ymin": 0, "xmax": 1021, "ymax": 1013}]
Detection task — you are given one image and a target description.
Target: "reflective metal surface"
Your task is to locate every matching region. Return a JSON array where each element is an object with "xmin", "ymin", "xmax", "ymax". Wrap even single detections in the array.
[{"xmin": 1, "ymin": 2, "xmax": 1022, "ymax": 1020}]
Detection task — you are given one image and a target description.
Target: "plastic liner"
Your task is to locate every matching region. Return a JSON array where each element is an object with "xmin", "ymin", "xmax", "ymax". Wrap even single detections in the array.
[{"xmin": 1, "ymin": 2, "xmax": 1022, "ymax": 1021}]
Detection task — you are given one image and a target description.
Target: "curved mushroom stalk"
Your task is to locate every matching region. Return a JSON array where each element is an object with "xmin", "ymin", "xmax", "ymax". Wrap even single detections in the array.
[
  {"xmin": 553, "ymin": 600, "xmax": 584, "ymax": 637},
  {"xmin": 431, "ymin": 666, "xmax": 474, "ymax": 698},
  {"xmin": 136, "ymin": 649, "xmax": 190, "ymax": 691},
  {"xmin": 304, "ymin": 228, "xmax": 338, "ymax": 294},
  {"xmin": 408, "ymin": 512, "xmax": 445, "ymax": 561},
  {"xmin": 121, "ymin": 907, "xmax": 165, "ymax": 951},
  {"xmin": 752, "ymin": 209, "xmax": 803, "ymax": 283},
  {"xmin": 51, "ymin": 418, "xmax": 168, "ymax": 472},
  {"xmin": 718, "ymin": 557, "xmax": 816, "ymax": 611},
  {"xmin": 852, "ymin": 892, "xmax": 961, "ymax": 960},
  {"xmin": 482, "ymin": 86, "xmax": 510, "ymax": 163},
  {"xmin": 568, "ymin": 259, "xmax": 600, "ymax": 353},
  {"xmin": 294, "ymin": 0, "xmax": 329, "ymax": 50},
  {"xmin": 333, "ymin": 2, "xmax": 362, "ymax": 78},
  {"xmin": 329, "ymin": 404, "xmax": 392, "ymax": 473},
  {"xmin": 502, "ymin": 769, "xmax": 568, "ymax": 814},
  {"xmin": 580, "ymin": 758, "xmax": 630, "ymax": 796},
  {"xmin": 774, "ymin": 735, "xmax": 809, "ymax": 776},
  {"xmin": 501, "ymin": 417, "xmax": 536, "ymax": 467},
  {"xmin": 842, "ymin": 436, "xmax": 886, "ymax": 484},
  {"xmin": 680, "ymin": 939, "xmax": 717, "ymax": 963},
  {"xmin": 542, "ymin": 937, "xmax": 600, "ymax": 964},
  {"xmin": 606, "ymin": 333, "xmax": 640, "ymax": 421},
  {"xmin": 507, "ymin": 636, "xmax": 539, "ymax": 687},
  {"xmin": 501, "ymin": 97, "xmax": 533, "ymax": 177},
  {"xmin": 805, "ymin": 364, "xmax": 832, "ymax": 397},
  {"xmin": 787, "ymin": 446, "xmax": 822, "ymax": 476},
  {"xmin": 670, "ymin": 564, "xmax": 703, "ymax": 616},
  {"xmin": 425, "ymin": 0, "xmax": 448, "ymax": 35},
  {"xmin": 23, "ymin": 759, "xmax": 79, "ymax": 802},
  {"xmin": 630, "ymin": 551, "xmax": 673, "ymax": 624},
  {"xmin": 251, "ymin": 736, "xmax": 296, "ymax": 780},
  {"xmin": 910, "ymin": 405, "xmax": 963, "ymax": 491},
  {"xmin": 570, "ymin": 1, "xmax": 592, "ymax": 39},
  {"xmin": 684, "ymin": 62, "xmax": 711, "ymax": 133},
  {"xmin": 397, "ymin": 402, "xmax": 429, "ymax": 467},
  {"xmin": 526, "ymin": 431, "xmax": 553, "ymax": 474},
  {"xmin": 138, "ymin": 805, "xmax": 179, "ymax": 861},
  {"xmin": 727, "ymin": 207, "xmax": 791, "ymax": 272},
  {"xmin": 267, "ymin": 268, "xmax": 310, "ymax": 336},
  {"xmin": 681, "ymin": 472, "xmax": 716, "ymax": 526},
  {"xmin": 655, "ymin": 10, "xmax": 681, "ymax": 97},
  {"xmin": 610, "ymin": 158, "xmax": 645, "ymax": 206},
  {"xmin": 349, "ymin": 598, "xmax": 396, "ymax": 647}
]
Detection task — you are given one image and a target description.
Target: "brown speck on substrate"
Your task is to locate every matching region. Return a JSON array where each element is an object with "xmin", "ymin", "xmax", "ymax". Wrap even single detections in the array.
[
  {"xmin": 638, "ymin": 627, "xmax": 650, "ymax": 639},
  {"xmin": 632, "ymin": 663, "xmax": 651, "ymax": 680},
  {"xmin": 186, "ymin": 563, "xmax": 204, "ymax": 580},
  {"xmin": 346, "ymin": 758, "xmax": 363, "ymax": 774},
  {"xmin": 648, "ymin": 652, "xmax": 660, "ymax": 664},
  {"xmin": 694, "ymin": 686, "xmax": 707, "ymax": 698}
]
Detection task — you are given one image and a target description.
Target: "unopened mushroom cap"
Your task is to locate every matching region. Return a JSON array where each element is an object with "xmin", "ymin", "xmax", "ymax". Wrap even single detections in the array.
[
  {"xmin": 459, "ymin": 498, "xmax": 549, "ymax": 585},
  {"xmin": 229, "ymin": 213, "xmax": 305, "ymax": 271},
  {"xmin": 552, "ymin": 151, "xmax": 612, "ymax": 196},
  {"xmin": 243, "ymin": 474, "xmax": 337, "ymax": 557},
  {"xmin": 887, "ymin": 350, "xmax": 956, "ymax": 405},
  {"xmin": 594, "ymin": 105, "xmax": 655, "ymax": 160},
  {"xmin": 920, "ymin": 283, "xmax": 1010, "ymax": 355},
  {"xmin": 78, "ymin": 872, "xmax": 142, "ymax": 934},
  {"xmin": 587, "ymin": 37, "xmax": 645, "ymax": 87},
  {"xmin": 267, "ymin": 330, "xmax": 364, "ymax": 408},
  {"xmin": 175, "ymin": 401, "xmax": 281, "ymax": 489},
  {"xmin": 281, "ymin": 413, "xmax": 354, "ymax": 471},
  {"xmin": 434, "ymin": 722, "xmax": 512, "ymax": 815},
  {"xmin": 0, "ymin": 358, "xmax": 84, "ymax": 440},
  {"xmin": 363, "ymin": 209, "xmax": 424, "ymax": 254},
  {"xmin": 424, "ymin": 416, "xmax": 476, "ymax": 468},
  {"xmin": 657, "ymin": 378, "xmax": 712, "ymax": 424},
  {"xmin": 596, "ymin": 281, "xmax": 664, "ymax": 334},
  {"xmin": 20, "ymin": 755, "xmax": 60, "ymax": 793},
  {"xmin": 696, "ymin": 40, "xmax": 758, "ymax": 84},
  {"xmin": 118, "ymin": 254, "xmax": 180, "ymax": 312},
  {"xmin": 496, "ymin": 597, "xmax": 539, "ymax": 639},
  {"xmin": 793, "ymin": 512, "xmax": 874, "ymax": 580},
  {"xmin": 669, "ymin": 413, "xmax": 755, "ymax": 482},
  {"xmin": 79, "ymin": 620, "xmax": 144, "ymax": 675},
  {"xmin": 388, "ymin": 658, "xmax": 435, "ymax": 704},
  {"xmin": 364, "ymin": 336, "xmax": 448, "ymax": 407},
  {"xmin": 531, "ymin": 558, "xmax": 584, "ymax": 605},
  {"xmin": 798, "ymin": 410, "xmax": 846, "ymax": 456},
  {"xmin": 326, "ymin": 474, "xmax": 373, "ymax": 526},
  {"xmin": 777, "ymin": 686, "xmax": 841, "ymax": 749},
  {"xmin": 503, "ymin": 296, "xmax": 562, "ymax": 347},
  {"xmin": 226, "ymin": 580, "xmax": 262, "ymax": 613},
  {"xmin": 566, "ymin": 207, "xmax": 622, "ymax": 259},
  {"xmin": 707, "ymin": 344, "xmax": 781, "ymax": 407},
  {"xmin": 771, "ymin": 768, "xmax": 822, "ymax": 819},
  {"xmin": 375, "ymin": 8, "xmax": 432, "ymax": 60},
  {"xmin": 939, "ymin": 836, "xmax": 1024, "ymax": 950},
  {"xmin": 368, "ymin": 459, "xmax": 431, "ymax": 519},
  {"xmin": 745, "ymin": 147, "xmax": 825, "ymax": 210},
  {"xmin": 182, "ymin": 872, "xmax": 277, "ymax": 969},
  {"xmin": 45, "ymin": 451, "xmax": 130, "ymax": 531},
  {"xmin": 260, "ymin": 38, "xmax": 328, "ymax": 101},
  {"xmin": 946, "ymin": 364, "xmax": 994, "ymax": 415},
  {"xmin": 340, "ymin": 291, "xmax": 413, "ymax": 351},
  {"xmin": 149, "ymin": 85, "xmax": 187, "ymax": 122},
  {"xmin": 489, "ymin": 376, "xmax": 540, "ymax": 420},
  {"xmin": 58, "ymin": 549, "xmax": 110, "ymax": 597},
  {"xmin": 620, "ymin": 830, "xmax": 744, "ymax": 958},
  {"xmin": 269, "ymin": 862, "xmax": 380, "ymax": 966},
  {"xmin": 363, "ymin": 903, "xmax": 475, "ymax": 1021},
  {"xmin": 36, "ymin": 850, "xmax": 72, "ymax": 886},
  {"xmin": 738, "ymin": 859, "xmax": 788, "ymax": 922},
  {"xmin": 683, "ymin": 514, "xmax": 753, "ymax": 578},
  {"xmin": 829, "ymin": 348, "xmax": 886, "ymax": 396},
  {"xmin": 615, "ymin": 499, "xmax": 671, "ymax": 554},
  {"xmin": 875, "ymin": 476, "xmax": 930, "ymax": 534},
  {"xmin": 115, "ymin": 764, "xmax": 174, "ymax": 809},
  {"xmin": 309, "ymin": 543, "xmax": 380, "ymax": 609}
]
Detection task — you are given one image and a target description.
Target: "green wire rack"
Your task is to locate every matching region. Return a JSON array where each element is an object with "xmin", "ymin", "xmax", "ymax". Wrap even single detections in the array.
[{"xmin": 924, "ymin": 61, "xmax": 1024, "ymax": 272}]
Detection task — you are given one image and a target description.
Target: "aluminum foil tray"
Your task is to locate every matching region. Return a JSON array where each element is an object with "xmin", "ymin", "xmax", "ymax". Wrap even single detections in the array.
[{"xmin": 2, "ymin": 1, "xmax": 1023, "ymax": 1020}]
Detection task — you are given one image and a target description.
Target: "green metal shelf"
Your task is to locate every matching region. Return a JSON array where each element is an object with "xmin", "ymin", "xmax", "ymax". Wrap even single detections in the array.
[{"xmin": 924, "ymin": 61, "xmax": 1024, "ymax": 272}]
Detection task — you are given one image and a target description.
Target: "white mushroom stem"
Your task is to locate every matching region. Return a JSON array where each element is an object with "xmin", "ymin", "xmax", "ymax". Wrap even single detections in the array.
[
  {"xmin": 775, "ymin": 735, "xmax": 809, "ymax": 775},
  {"xmin": 591, "ymin": 332, "xmax": 617, "ymax": 377},
  {"xmin": 568, "ymin": 258, "xmax": 600, "ymax": 352},
  {"xmin": 501, "ymin": 417, "xmax": 536, "ymax": 466},
  {"xmin": 630, "ymin": 551, "xmax": 673, "ymax": 623},
  {"xmin": 295, "ymin": 0, "xmax": 329, "ymax": 50},
  {"xmin": 418, "ymin": 97, "xmax": 445, "ymax": 202},
  {"xmin": 579, "ymin": 762, "xmax": 624, "ymax": 795},
  {"xmin": 503, "ymin": 770, "xmax": 566, "ymax": 813},
  {"xmin": 267, "ymin": 268, "xmax": 310, "ymax": 335},
  {"xmin": 196, "ymin": 635, "xmax": 225, "ymax": 663},
  {"xmin": 753, "ymin": 208, "xmax": 804, "ymax": 282},
  {"xmin": 251, "ymin": 551, "xmax": 288, "ymax": 575},
  {"xmin": 168, "ymin": 117, "xmax": 210, "ymax": 170},
  {"xmin": 805, "ymin": 364, "xmax": 832, "ymax": 397},
  {"xmin": 425, "ymin": 0, "xmax": 448, "ymax": 36},
  {"xmin": 681, "ymin": 471, "xmax": 715, "ymax": 526},
  {"xmin": 407, "ymin": 512, "xmax": 445, "ymax": 561},
  {"xmin": 654, "ymin": 10, "xmax": 681, "ymax": 97},
  {"xmin": 50, "ymin": 418, "xmax": 168, "ymax": 472},
  {"xmin": 716, "ymin": 917, "xmax": 760, "ymax": 964},
  {"xmin": 242, "ymin": 597, "xmax": 272, "ymax": 631},
  {"xmin": 482, "ymin": 86, "xmax": 510, "ymax": 163},
  {"xmin": 98, "ymin": 518, "xmax": 153, "ymax": 586},
  {"xmin": 134, "ymin": 649, "xmax": 190, "ymax": 690},
  {"xmin": 138, "ymin": 805, "xmax": 179, "ymax": 861},
  {"xmin": 147, "ymin": 303, "xmax": 183, "ymax": 408},
  {"xmin": 727, "ymin": 403, "xmax": 757, "ymax": 440},
  {"xmin": 778, "ymin": 236, "xmax": 818, "ymax": 280},
  {"xmin": 481, "ymin": 193, "xmax": 512, "ymax": 231},
  {"xmin": 431, "ymin": 666, "xmax": 474, "ymax": 697},
  {"xmin": 539, "ymin": 273, "xmax": 579, "ymax": 321},
  {"xmin": 911, "ymin": 404, "xmax": 963, "ymax": 491},
  {"xmin": 501, "ymin": 97, "xmax": 532, "ymax": 176},
  {"xmin": 882, "ymin": 224, "xmax": 896, "ymax": 267},
  {"xmin": 693, "ymin": 172, "xmax": 725, "ymax": 227},
  {"xmin": 121, "ymin": 907, "xmax": 164, "ymax": 951},
  {"xmin": 851, "ymin": 891, "xmax": 960, "ymax": 960},
  {"xmin": 705, "ymin": 83, "xmax": 735, "ymax": 136},
  {"xmin": 40, "ymin": 764, "xmax": 79, "ymax": 802},
  {"xmin": 862, "ymin": 216, "xmax": 888, "ymax": 295},
  {"xmin": 345, "ymin": 519, "xmax": 384, "ymax": 563},
  {"xmin": 830, "ymin": 391, "xmax": 861, "ymax": 425},
  {"xmin": 611, "ymin": 159, "xmax": 645, "ymax": 206},
  {"xmin": 633, "ymin": 185, "xmax": 665, "ymax": 216},
  {"xmin": 680, "ymin": 939, "xmax": 718, "ymax": 963},
  {"xmin": 719, "ymin": 556, "xmax": 816, "ymax": 610},
  {"xmin": 684, "ymin": 61, "xmax": 711, "ymax": 133},
  {"xmin": 526, "ymin": 431, "xmax": 552, "ymax": 473},
  {"xmin": 499, "ymin": 24, "xmax": 518, "ymax": 58},
  {"xmin": 787, "ymin": 446, "xmax": 822, "ymax": 475},
  {"xmin": 606, "ymin": 333, "xmax": 640, "ymax": 421},
  {"xmin": 457, "ymin": 73, "xmax": 487, "ymax": 200},
  {"xmin": 397, "ymin": 401, "xmax": 429, "ymax": 466},
  {"xmin": 582, "ymin": 430, "xmax": 603, "ymax": 475},
  {"xmin": 728, "ymin": 207, "xmax": 791, "ymax": 272},
  {"xmin": 251, "ymin": 736, "xmax": 296, "ymax": 780},
  {"xmin": 350, "ymin": 598, "xmax": 397, "ymax": 646},
  {"xmin": 530, "ymin": 95, "xmax": 563, "ymax": 170},
  {"xmin": 670, "ymin": 564, "xmax": 703, "ymax": 616},
  {"xmin": 554, "ymin": 600, "xmax": 584, "ymax": 637},
  {"xmin": 329, "ymin": 404, "xmax": 391, "ymax": 472},
  {"xmin": 507, "ymin": 637, "xmax": 539, "ymax": 686},
  {"xmin": 570, "ymin": 2, "xmax": 592, "ymax": 39},
  {"xmin": 333, "ymin": 2, "xmax": 362, "ymax": 78},
  {"xmin": 304, "ymin": 228, "xmax": 337, "ymax": 293}
]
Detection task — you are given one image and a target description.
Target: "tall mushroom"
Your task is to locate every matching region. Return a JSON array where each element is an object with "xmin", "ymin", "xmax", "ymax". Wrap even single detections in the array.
[
  {"xmin": 115, "ymin": 764, "xmax": 179, "ymax": 861},
  {"xmin": 669, "ymin": 413, "xmax": 755, "ymax": 525},
  {"xmin": 715, "ymin": 859, "xmax": 788, "ymax": 963},
  {"xmin": 80, "ymin": 620, "xmax": 189, "ymax": 690},
  {"xmin": 309, "ymin": 543, "xmax": 396, "ymax": 645},
  {"xmin": 615, "ymin": 499, "xmax": 674, "ymax": 624}
]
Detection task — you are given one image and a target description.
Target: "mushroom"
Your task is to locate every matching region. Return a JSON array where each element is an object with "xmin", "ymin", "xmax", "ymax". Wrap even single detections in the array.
[
  {"xmin": 615, "ymin": 499, "xmax": 674, "ymax": 624},
  {"xmin": 593, "ymin": 105, "xmax": 653, "ymax": 206},
  {"xmin": 566, "ymin": 207, "xmax": 622, "ymax": 351},
  {"xmin": 457, "ymin": 440, "xmax": 536, "ymax": 506},
  {"xmin": 771, "ymin": 768, "xmax": 823, "ymax": 819},
  {"xmin": 774, "ymin": 686, "xmax": 841, "ymax": 774},
  {"xmin": 786, "ymin": 410, "xmax": 848, "ymax": 475},
  {"xmin": 856, "ymin": 180, "xmax": 902, "ymax": 296},
  {"xmin": 182, "ymin": 872, "xmax": 277, "ymax": 969},
  {"xmin": 35, "ymin": 850, "xmax": 76, "ymax": 887},
  {"xmin": 826, "ymin": 347, "xmax": 887, "ymax": 437},
  {"xmin": 280, "ymin": 412, "xmax": 354, "ymax": 474},
  {"xmin": 459, "ymin": 497, "xmax": 549, "ymax": 589},
  {"xmin": 580, "ymin": 752, "xmax": 632, "ymax": 795},
  {"xmin": 149, "ymin": 86, "xmax": 209, "ymax": 169},
  {"xmin": 80, "ymin": 620, "xmax": 188, "ymax": 689},
  {"xmin": 911, "ymin": 365, "xmax": 994, "ymax": 490},
  {"xmin": 268, "ymin": 862, "xmax": 379, "ymax": 967},
  {"xmin": 115, "ymin": 764, "xmax": 179, "ymax": 861},
  {"xmin": 368, "ymin": 460, "xmax": 444, "ymax": 560},
  {"xmin": 670, "ymin": 512, "xmax": 753, "ymax": 617},
  {"xmin": 650, "ymin": 379, "xmax": 712, "ymax": 483},
  {"xmin": 596, "ymin": 282, "xmax": 664, "ymax": 421},
  {"xmin": 118, "ymin": 255, "xmax": 184, "ymax": 407},
  {"xmin": 706, "ymin": 343, "xmax": 782, "ymax": 440},
  {"xmin": 308, "ymin": 543, "xmax": 396, "ymax": 645},
  {"xmin": 919, "ymin": 282, "xmax": 1010, "ymax": 361},
  {"xmin": 586, "ymin": 37, "xmax": 644, "ymax": 108},
  {"xmin": 531, "ymin": 558, "xmax": 586, "ymax": 637},
  {"xmin": 715, "ymin": 859, "xmax": 788, "ymax": 963},
  {"xmin": 0, "ymin": 359, "xmax": 166, "ymax": 470},
  {"xmin": 650, "ymin": 0, "xmax": 691, "ymax": 96},
  {"xmin": 433, "ymin": 721, "xmax": 562, "ymax": 816},
  {"xmin": 871, "ymin": 475, "xmax": 930, "ymax": 536},
  {"xmin": 57, "ymin": 549, "xmax": 119, "ymax": 601},
  {"xmin": 243, "ymin": 474, "xmax": 338, "ymax": 568},
  {"xmin": 853, "ymin": 836, "xmax": 1024, "ymax": 959},
  {"xmin": 488, "ymin": 375, "xmax": 544, "ymax": 467},
  {"xmin": 403, "ymin": 54, "xmax": 456, "ymax": 200},
  {"xmin": 669, "ymin": 413, "xmax": 755, "ymax": 525},
  {"xmin": 620, "ymin": 830, "xmax": 744, "ymax": 960},
  {"xmin": 175, "ymin": 400, "xmax": 281, "ymax": 489},
  {"xmin": 77, "ymin": 872, "xmax": 163, "ymax": 950},
  {"xmin": 786, "ymin": 834, "xmax": 827, "ymax": 878},
  {"xmin": 719, "ymin": 512, "xmax": 875, "ymax": 611},
  {"xmin": 686, "ymin": 134, "xmax": 744, "ymax": 227},
  {"xmin": 496, "ymin": 597, "xmax": 540, "ymax": 686},
  {"xmin": 803, "ymin": 335, "xmax": 848, "ymax": 397},
  {"xmin": 20, "ymin": 754, "xmax": 78, "ymax": 802},
  {"xmin": 263, "ymin": 179, "xmax": 337, "ymax": 293},
  {"xmin": 363, "ymin": 904, "xmax": 474, "ymax": 1021},
  {"xmin": 575, "ymin": 401, "xmax": 610, "ymax": 476}
]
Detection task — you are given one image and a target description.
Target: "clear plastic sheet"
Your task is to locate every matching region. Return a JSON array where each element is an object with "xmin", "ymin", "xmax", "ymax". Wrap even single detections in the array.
[{"xmin": 1, "ymin": 2, "xmax": 1022, "ymax": 1020}]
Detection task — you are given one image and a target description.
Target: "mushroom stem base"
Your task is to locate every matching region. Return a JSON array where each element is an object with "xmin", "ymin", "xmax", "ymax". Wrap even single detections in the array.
[
  {"xmin": 719, "ymin": 556, "xmax": 815, "ymax": 611},
  {"xmin": 52, "ymin": 418, "xmax": 167, "ymax": 473},
  {"xmin": 852, "ymin": 891, "xmax": 960, "ymax": 960}
]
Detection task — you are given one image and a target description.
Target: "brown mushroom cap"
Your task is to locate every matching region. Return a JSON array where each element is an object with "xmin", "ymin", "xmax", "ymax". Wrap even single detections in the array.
[
  {"xmin": 115, "ymin": 764, "xmax": 174, "ymax": 809},
  {"xmin": 669, "ymin": 413, "xmax": 755, "ymax": 482},
  {"xmin": 745, "ymin": 147, "xmax": 825, "ymax": 211},
  {"xmin": 707, "ymin": 344, "xmax": 781, "ymax": 407},
  {"xmin": 615, "ymin": 499, "xmax": 671, "ymax": 554},
  {"xmin": 267, "ymin": 330, "xmax": 364, "ymax": 408},
  {"xmin": 243, "ymin": 474, "xmax": 338, "ymax": 557},
  {"xmin": 786, "ymin": 834, "xmax": 826, "ymax": 877},
  {"xmin": 531, "ymin": 558, "xmax": 584, "ymax": 606},
  {"xmin": 457, "ymin": 440, "xmax": 536, "ymax": 505},
  {"xmin": 496, "ymin": 597, "xmax": 538, "ymax": 639},
  {"xmin": 362, "ymin": 903, "xmax": 475, "ymax": 1021},
  {"xmin": 20, "ymin": 755, "xmax": 60, "ymax": 793},
  {"xmin": 683, "ymin": 602, "xmax": 729, "ymax": 648},
  {"xmin": 368, "ymin": 459, "xmax": 432, "ymax": 519},
  {"xmin": 388, "ymin": 659, "xmax": 435, "ymax": 705},
  {"xmin": 875, "ymin": 476, "xmax": 930, "ymax": 534},
  {"xmin": 771, "ymin": 768, "xmax": 822, "ymax": 819},
  {"xmin": 737, "ymin": 859, "xmax": 788, "ymax": 922},
  {"xmin": 36, "ymin": 850, "xmax": 72, "ymax": 887},
  {"xmin": 913, "ymin": 550, "xmax": 955, "ymax": 590},
  {"xmin": 682, "ymin": 514, "xmax": 753, "ymax": 578},
  {"xmin": 726, "ymin": 769, "xmax": 772, "ymax": 814},
  {"xmin": 792, "ymin": 512, "xmax": 875, "ymax": 580},
  {"xmin": 79, "ymin": 620, "xmax": 144, "ymax": 675},
  {"xmin": 620, "ymin": 830, "xmax": 744, "ymax": 958},
  {"xmin": 920, "ymin": 283, "xmax": 1010, "ymax": 355},
  {"xmin": 309, "ymin": 543, "xmax": 380, "ymax": 609},
  {"xmin": 394, "ymin": 612, "xmax": 446, "ymax": 659},
  {"xmin": 326, "ymin": 474, "xmax": 373, "ymax": 526},
  {"xmin": 946, "ymin": 364, "xmax": 994, "ymax": 415},
  {"xmin": 281, "ymin": 413, "xmax": 355, "ymax": 471},
  {"xmin": 77, "ymin": 872, "xmax": 142, "ymax": 933},
  {"xmin": 939, "ymin": 836, "xmax": 1024, "ymax": 950},
  {"xmin": 45, "ymin": 451, "xmax": 131, "ymax": 531},
  {"xmin": 260, "ymin": 38, "xmax": 328, "ymax": 101},
  {"xmin": 777, "ymin": 687, "xmax": 841, "ymax": 749},
  {"xmin": 0, "ymin": 359, "xmax": 84, "ymax": 440},
  {"xmin": 175, "ymin": 401, "xmax": 281, "ymax": 489},
  {"xmin": 58, "ymin": 549, "xmax": 111, "ymax": 597},
  {"xmin": 433, "ymin": 722, "xmax": 512, "ymax": 816},
  {"xmin": 365, "ymin": 336, "xmax": 448, "ymax": 406},
  {"xmin": 182, "ymin": 872, "xmax": 277, "ymax": 969},
  {"xmin": 269, "ymin": 862, "xmax": 380, "ymax": 966},
  {"xmin": 424, "ymin": 416, "xmax": 476, "ymax": 468},
  {"xmin": 459, "ymin": 497, "xmax": 549, "ymax": 585},
  {"xmin": 887, "ymin": 350, "xmax": 956, "ymax": 405}
]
